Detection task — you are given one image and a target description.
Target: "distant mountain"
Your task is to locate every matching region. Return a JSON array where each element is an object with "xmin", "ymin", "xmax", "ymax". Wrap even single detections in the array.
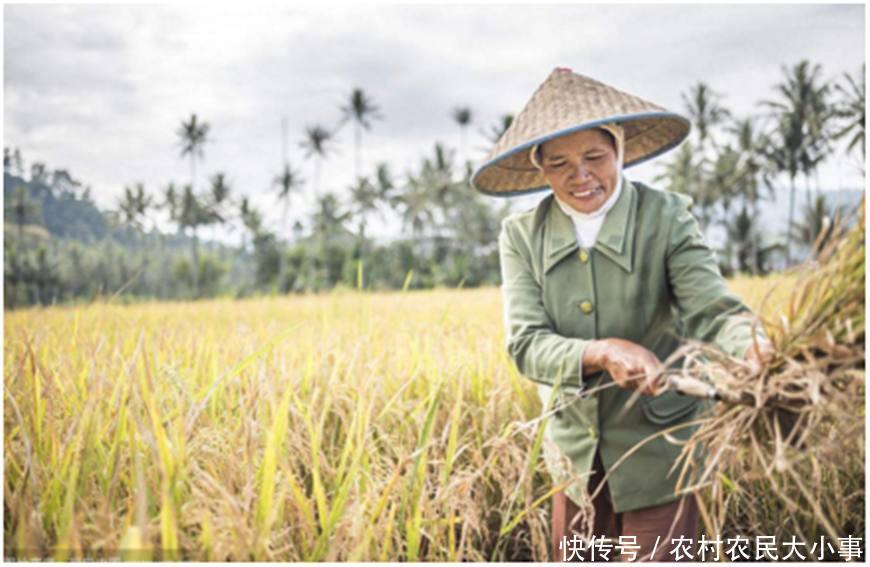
[
  {"xmin": 2, "ymin": 172, "xmax": 238, "ymax": 256},
  {"xmin": 4, "ymin": 172, "xmax": 108, "ymax": 242}
]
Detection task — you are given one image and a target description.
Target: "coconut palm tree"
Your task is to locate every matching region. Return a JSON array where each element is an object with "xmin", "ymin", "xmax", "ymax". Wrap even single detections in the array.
[
  {"xmin": 176, "ymin": 113, "xmax": 211, "ymax": 191},
  {"xmin": 205, "ymin": 172, "xmax": 232, "ymax": 243},
  {"xmin": 452, "ymin": 106, "xmax": 473, "ymax": 162},
  {"xmin": 832, "ymin": 64, "xmax": 865, "ymax": 162},
  {"xmin": 727, "ymin": 117, "xmax": 775, "ymax": 215},
  {"xmin": 761, "ymin": 60, "xmax": 834, "ymax": 264},
  {"xmin": 162, "ymin": 182, "xmax": 182, "ymax": 234},
  {"xmin": 374, "ymin": 162, "xmax": 395, "ymax": 201},
  {"xmin": 681, "ymin": 82, "xmax": 731, "ymax": 155},
  {"xmin": 396, "ymin": 171, "xmax": 436, "ymax": 238},
  {"xmin": 373, "ymin": 162, "xmax": 398, "ymax": 224},
  {"xmin": 176, "ymin": 184, "xmax": 211, "ymax": 297},
  {"xmin": 299, "ymin": 124, "xmax": 335, "ymax": 197},
  {"xmin": 117, "ymin": 182, "xmax": 152, "ymax": 245},
  {"xmin": 239, "ymin": 196, "xmax": 264, "ymax": 253},
  {"xmin": 759, "ymin": 117, "xmax": 803, "ymax": 265},
  {"xmin": 653, "ymin": 141, "xmax": 714, "ymax": 229},
  {"xmin": 339, "ymin": 88, "xmax": 382, "ymax": 180},
  {"xmin": 708, "ymin": 144, "xmax": 743, "ymax": 219},
  {"xmin": 273, "ymin": 162, "xmax": 304, "ymax": 240},
  {"xmin": 311, "ymin": 192, "xmax": 351, "ymax": 247},
  {"xmin": 721, "ymin": 204, "xmax": 781, "ymax": 275},
  {"xmin": 482, "ymin": 114, "xmax": 514, "ymax": 146},
  {"xmin": 272, "ymin": 162, "xmax": 304, "ymax": 287},
  {"xmin": 348, "ymin": 176, "xmax": 380, "ymax": 247}
]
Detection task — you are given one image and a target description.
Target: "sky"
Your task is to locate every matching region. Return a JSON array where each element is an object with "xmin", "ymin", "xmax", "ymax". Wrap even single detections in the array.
[{"xmin": 4, "ymin": 3, "xmax": 866, "ymax": 243}]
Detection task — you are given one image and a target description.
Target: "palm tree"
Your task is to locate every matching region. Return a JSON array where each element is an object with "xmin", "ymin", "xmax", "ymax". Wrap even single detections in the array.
[
  {"xmin": 426, "ymin": 144, "xmax": 455, "ymax": 207},
  {"xmin": 176, "ymin": 184, "xmax": 211, "ymax": 297},
  {"xmin": 653, "ymin": 141, "xmax": 714, "ymax": 228},
  {"xmin": 339, "ymin": 88, "xmax": 382, "ymax": 180},
  {"xmin": 708, "ymin": 144, "xmax": 743, "ymax": 219},
  {"xmin": 272, "ymin": 162, "xmax": 304, "ymax": 288},
  {"xmin": 311, "ymin": 192, "xmax": 351, "ymax": 247},
  {"xmin": 761, "ymin": 60, "xmax": 833, "ymax": 264},
  {"xmin": 395, "ymin": 171, "xmax": 436, "ymax": 238},
  {"xmin": 176, "ymin": 113, "xmax": 211, "ymax": 191},
  {"xmin": 727, "ymin": 117, "xmax": 775, "ymax": 215},
  {"xmin": 721, "ymin": 205, "xmax": 782, "ymax": 275},
  {"xmin": 482, "ymin": 114, "xmax": 514, "ymax": 146},
  {"xmin": 118, "ymin": 183, "xmax": 152, "ymax": 231},
  {"xmin": 205, "ymin": 172, "xmax": 232, "ymax": 243},
  {"xmin": 832, "ymin": 64, "xmax": 865, "ymax": 162},
  {"xmin": 452, "ymin": 106, "xmax": 472, "ymax": 162},
  {"xmin": 348, "ymin": 176, "xmax": 380, "ymax": 246},
  {"xmin": 299, "ymin": 125, "xmax": 335, "ymax": 197},
  {"xmin": 239, "ymin": 196, "xmax": 264, "ymax": 253},
  {"xmin": 115, "ymin": 183, "xmax": 154, "ymax": 287},
  {"xmin": 681, "ymin": 82, "xmax": 731, "ymax": 155},
  {"xmin": 162, "ymin": 182, "xmax": 181, "ymax": 234},
  {"xmin": 273, "ymin": 162, "xmax": 305, "ymax": 240},
  {"xmin": 116, "ymin": 183, "xmax": 153, "ymax": 261},
  {"xmin": 760, "ymin": 116, "xmax": 804, "ymax": 265},
  {"xmin": 374, "ymin": 162, "xmax": 395, "ymax": 201}
]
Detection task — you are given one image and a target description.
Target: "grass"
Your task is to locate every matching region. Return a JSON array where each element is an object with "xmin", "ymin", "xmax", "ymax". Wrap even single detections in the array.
[{"xmin": 3, "ymin": 270, "xmax": 858, "ymax": 560}]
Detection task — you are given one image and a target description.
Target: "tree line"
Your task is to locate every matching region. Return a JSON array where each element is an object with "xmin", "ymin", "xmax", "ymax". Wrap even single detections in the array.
[{"xmin": 3, "ymin": 59, "xmax": 864, "ymax": 308}]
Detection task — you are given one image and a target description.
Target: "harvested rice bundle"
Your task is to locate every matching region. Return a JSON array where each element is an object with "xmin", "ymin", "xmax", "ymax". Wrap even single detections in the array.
[{"xmin": 667, "ymin": 203, "xmax": 865, "ymax": 559}]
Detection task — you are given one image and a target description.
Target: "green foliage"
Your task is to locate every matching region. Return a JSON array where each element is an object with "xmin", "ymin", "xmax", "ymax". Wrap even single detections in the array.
[
  {"xmin": 4, "ymin": 172, "xmax": 107, "ymax": 242},
  {"xmin": 7, "ymin": 58, "xmax": 863, "ymax": 307}
]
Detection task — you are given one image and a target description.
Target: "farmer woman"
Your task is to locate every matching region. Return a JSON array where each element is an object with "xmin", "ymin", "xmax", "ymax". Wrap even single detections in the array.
[{"xmin": 471, "ymin": 68, "xmax": 771, "ymax": 562}]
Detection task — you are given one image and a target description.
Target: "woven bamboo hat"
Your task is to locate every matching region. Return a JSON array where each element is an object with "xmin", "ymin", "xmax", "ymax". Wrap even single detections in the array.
[{"xmin": 471, "ymin": 67, "xmax": 691, "ymax": 196}]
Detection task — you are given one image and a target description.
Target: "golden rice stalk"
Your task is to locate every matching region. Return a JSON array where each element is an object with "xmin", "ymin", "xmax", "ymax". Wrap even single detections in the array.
[{"xmin": 668, "ymin": 201, "xmax": 865, "ymax": 559}]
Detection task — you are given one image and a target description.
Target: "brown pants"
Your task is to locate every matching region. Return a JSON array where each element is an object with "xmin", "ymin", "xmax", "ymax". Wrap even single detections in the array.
[{"xmin": 552, "ymin": 450, "xmax": 700, "ymax": 562}]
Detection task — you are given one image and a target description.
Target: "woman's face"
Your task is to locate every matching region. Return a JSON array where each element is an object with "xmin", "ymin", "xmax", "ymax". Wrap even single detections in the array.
[{"xmin": 539, "ymin": 129, "xmax": 619, "ymax": 214}]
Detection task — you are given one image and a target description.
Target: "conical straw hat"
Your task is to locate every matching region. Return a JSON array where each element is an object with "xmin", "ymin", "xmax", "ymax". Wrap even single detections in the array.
[{"xmin": 471, "ymin": 67, "xmax": 690, "ymax": 196}]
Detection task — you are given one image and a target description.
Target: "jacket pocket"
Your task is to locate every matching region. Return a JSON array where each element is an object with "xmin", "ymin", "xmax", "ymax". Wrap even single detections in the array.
[{"xmin": 641, "ymin": 391, "xmax": 700, "ymax": 425}]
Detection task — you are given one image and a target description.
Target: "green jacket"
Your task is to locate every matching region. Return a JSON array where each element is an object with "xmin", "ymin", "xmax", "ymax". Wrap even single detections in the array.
[{"xmin": 498, "ymin": 178, "xmax": 761, "ymax": 513}]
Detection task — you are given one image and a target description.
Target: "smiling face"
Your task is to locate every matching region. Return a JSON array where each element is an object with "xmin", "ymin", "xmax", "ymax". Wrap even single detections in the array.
[{"xmin": 538, "ymin": 128, "xmax": 619, "ymax": 214}]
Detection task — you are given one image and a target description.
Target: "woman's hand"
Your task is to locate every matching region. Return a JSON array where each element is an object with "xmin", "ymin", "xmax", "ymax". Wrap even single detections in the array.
[{"xmin": 584, "ymin": 338, "xmax": 666, "ymax": 395}]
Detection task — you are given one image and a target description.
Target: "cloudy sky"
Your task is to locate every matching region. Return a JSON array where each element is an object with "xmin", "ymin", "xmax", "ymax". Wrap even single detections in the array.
[{"xmin": 4, "ymin": 3, "xmax": 865, "ymax": 242}]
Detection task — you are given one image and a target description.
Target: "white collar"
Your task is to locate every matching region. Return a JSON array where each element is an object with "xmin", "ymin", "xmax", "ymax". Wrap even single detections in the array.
[{"xmin": 554, "ymin": 172, "xmax": 624, "ymax": 221}]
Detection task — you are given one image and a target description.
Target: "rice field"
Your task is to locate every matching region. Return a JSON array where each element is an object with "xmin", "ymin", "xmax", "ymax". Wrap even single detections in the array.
[{"xmin": 2, "ymin": 272, "xmax": 856, "ymax": 561}]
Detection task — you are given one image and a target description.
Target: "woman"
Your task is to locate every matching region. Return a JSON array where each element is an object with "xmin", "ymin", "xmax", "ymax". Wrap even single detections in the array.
[{"xmin": 471, "ymin": 68, "xmax": 771, "ymax": 562}]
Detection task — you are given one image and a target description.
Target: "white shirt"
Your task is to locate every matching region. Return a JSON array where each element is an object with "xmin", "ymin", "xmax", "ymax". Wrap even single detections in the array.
[{"xmin": 553, "ymin": 173, "xmax": 624, "ymax": 248}]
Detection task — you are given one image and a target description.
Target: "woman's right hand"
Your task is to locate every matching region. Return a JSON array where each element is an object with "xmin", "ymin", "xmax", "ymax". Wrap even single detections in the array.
[{"xmin": 584, "ymin": 338, "xmax": 666, "ymax": 395}]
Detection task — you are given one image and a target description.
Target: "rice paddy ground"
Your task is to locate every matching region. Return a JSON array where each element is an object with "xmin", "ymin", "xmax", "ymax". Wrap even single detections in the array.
[{"xmin": 3, "ymin": 273, "xmax": 821, "ymax": 560}]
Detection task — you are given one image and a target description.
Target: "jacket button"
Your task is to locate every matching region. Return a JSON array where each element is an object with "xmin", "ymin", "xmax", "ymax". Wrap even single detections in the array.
[
  {"xmin": 579, "ymin": 300, "xmax": 594, "ymax": 314},
  {"xmin": 587, "ymin": 426, "xmax": 598, "ymax": 439},
  {"xmin": 578, "ymin": 249, "xmax": 589, "ymax": 263}
]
